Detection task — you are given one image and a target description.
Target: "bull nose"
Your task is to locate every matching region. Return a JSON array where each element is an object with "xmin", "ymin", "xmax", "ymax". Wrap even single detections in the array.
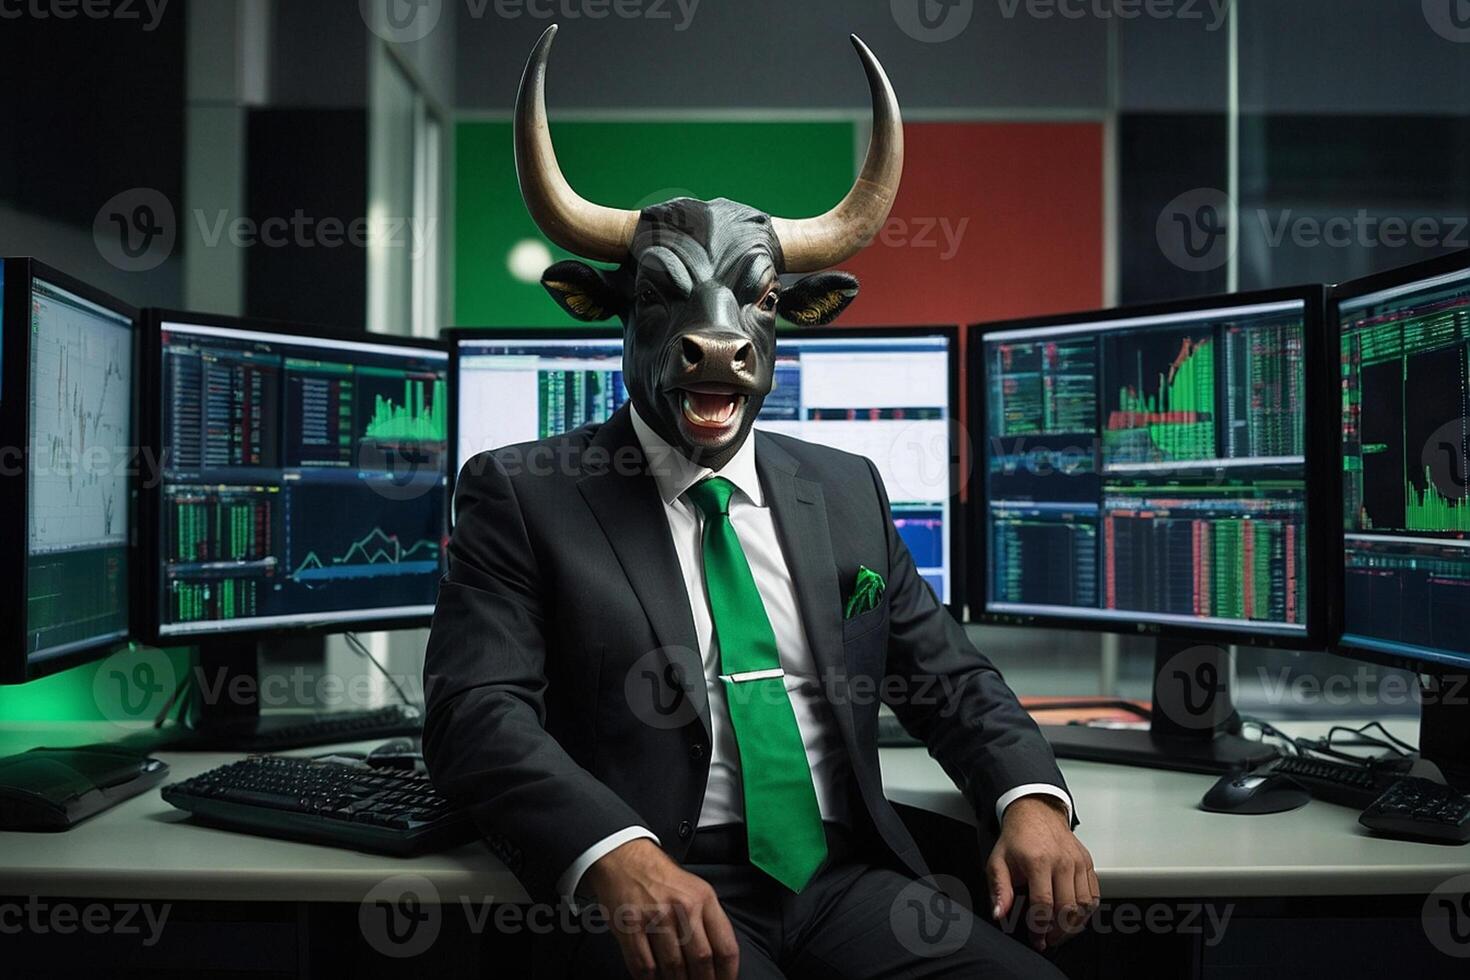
[{"xmin": 677, "ymin": 332, "xmax": 754, "ymax": 374}]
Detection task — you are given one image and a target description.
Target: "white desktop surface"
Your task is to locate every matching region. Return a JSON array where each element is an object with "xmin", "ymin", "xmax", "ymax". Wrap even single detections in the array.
[{"xmin": 2, "ymin": 720, "xmax": 1468, "ymax": 903}]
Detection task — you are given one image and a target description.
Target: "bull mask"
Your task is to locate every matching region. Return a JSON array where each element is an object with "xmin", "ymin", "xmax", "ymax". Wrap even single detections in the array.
[{"xmin": 514, "ymin": 25, "xmax": 903, "ymax": 469}]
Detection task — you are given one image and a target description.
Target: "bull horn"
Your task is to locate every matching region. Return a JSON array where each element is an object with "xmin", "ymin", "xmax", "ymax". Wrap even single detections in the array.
[
  {"xmin": 515, "ymin": 25, "xmax": 639, "ymax": 262},
  {"xmin": 772, "ymin": 35, "xmax": 904, "ymax": 272}
]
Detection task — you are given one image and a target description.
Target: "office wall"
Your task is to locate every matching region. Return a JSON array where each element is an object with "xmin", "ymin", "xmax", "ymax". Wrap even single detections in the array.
[
  {"xmin": 453, "ymin": 1, "xmax": 1110, "ymax": 114},
  {"xmin": 453, "ymin": 120, "xmax": 1105, "ymax": 327},
  {"xmin": 453, "ymin": 119, "xmax": 857, "ymax": 326},
  {"xmin": 840, "ymin": 121, "xmax": 1104, "ymax": 326}
]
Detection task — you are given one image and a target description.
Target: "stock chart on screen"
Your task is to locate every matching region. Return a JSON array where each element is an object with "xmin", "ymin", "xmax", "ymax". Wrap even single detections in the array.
[
  {"xmin": 158, "ymin": 321, "xmax": 448, "ymax": 636},
  {"xmin": 26, "ymin": 278, "xmax": 134, "ymax": 660},
  {"xmin": 981, "ymin": 298, "xmax": 1310, "ymax": 635},
  {"xmin": 1339, "ymin": 262, "xmax": 1470, "ymax": 666},
  {"xmin": 456, "ymin": 332, "xmax": 956, "ymax": 602}
]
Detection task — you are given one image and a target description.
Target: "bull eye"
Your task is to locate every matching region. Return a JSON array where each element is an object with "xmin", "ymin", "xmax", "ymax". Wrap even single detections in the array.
[
  {"xmin": 758, "ymin": 287, "xmax": 779, "ymax": 313},
  {"xmin": 637, "ymin": 284, "xmax": 661, "ymax": 308}
]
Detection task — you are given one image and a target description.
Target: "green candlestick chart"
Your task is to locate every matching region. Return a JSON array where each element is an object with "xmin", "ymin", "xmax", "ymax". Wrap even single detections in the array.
[
  {"xmin": 1106, "ymin": 336, "xmax": 1215, "ymax": 463},
  {"xmin": 363, "ymin": 376, "xmax": 447, "ymax": 442},
  {"xmin": 1406, "ymin": 466, "xmax": 1470, "ymax": 533}
]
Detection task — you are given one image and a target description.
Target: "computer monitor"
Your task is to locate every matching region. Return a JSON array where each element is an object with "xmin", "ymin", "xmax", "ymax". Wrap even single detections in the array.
[
  {"xmin": 970, "ymin": 286, "xmax": 1331, "ymax": 649},
  {"xmin": 451, "ymin": 327, "xmax": 961, "ymax": 606},
  {"xmin": 1335, "ymin": 251, "xmax": 1470, "ymax": 670},
  {"xmin": 0, "ymin": 259, "xmax": 138, "ymax": 683},
  {"xmin": 1334, "ymin": 249, "xmax": 1470, "ymax": 786},
  {"xmin": 141, "ymin": 312, "xmax": 450, "ymax": 641}
]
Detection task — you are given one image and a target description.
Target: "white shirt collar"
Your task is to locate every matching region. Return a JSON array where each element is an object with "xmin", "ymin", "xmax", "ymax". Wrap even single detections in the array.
[{"xmin": 629, "ymin": 403, "xmax": 764, "ymax": 509}]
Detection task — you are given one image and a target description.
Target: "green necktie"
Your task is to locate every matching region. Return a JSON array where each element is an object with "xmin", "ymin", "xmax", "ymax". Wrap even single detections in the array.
[{"xmin": 686, "ymin": 477, "xmax": 827, "ymax": 893}]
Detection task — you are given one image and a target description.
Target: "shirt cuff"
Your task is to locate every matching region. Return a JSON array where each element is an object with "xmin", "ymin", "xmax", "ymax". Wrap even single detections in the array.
[
  {"xmin": 996, "ymin": 784, "xmax": 1074, "ymax": 826},
  {"xmin": 557, "ymin": 826, "xmax": 661, "ymax": 904}
]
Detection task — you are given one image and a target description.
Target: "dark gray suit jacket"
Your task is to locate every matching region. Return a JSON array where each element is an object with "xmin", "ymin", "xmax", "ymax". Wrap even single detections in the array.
[{"xmin": 423, "ymin": 405, "xmax": 1070, "ymax": 904}]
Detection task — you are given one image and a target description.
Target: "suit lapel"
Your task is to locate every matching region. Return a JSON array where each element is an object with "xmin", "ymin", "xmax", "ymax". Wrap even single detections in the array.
[
  {"xmin": 577, "ymin": 407, "xmax": 710, "ymax": 737},
  {"xmin": 756, "ymin": 432, "xmax": 857, "ymax": 747}
]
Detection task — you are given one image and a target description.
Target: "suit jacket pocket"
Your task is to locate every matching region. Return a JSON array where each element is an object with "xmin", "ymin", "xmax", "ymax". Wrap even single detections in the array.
[{"xmin": 842, "ymin": 595, "xmax": 890, "ymax": 643}]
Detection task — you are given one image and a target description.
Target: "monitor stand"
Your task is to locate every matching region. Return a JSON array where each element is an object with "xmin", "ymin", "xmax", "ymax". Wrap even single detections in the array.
[
  {"xmin": 155, "ymin": 636, "xmax": 420, "ymax": 751},
  {"xmin": 1418, "ymin": 672, "xmax": 1470, "ymax": 792},
  {"xmin": 1039, "ymin": 638, "xmax": 1280, "ymax": 774}
]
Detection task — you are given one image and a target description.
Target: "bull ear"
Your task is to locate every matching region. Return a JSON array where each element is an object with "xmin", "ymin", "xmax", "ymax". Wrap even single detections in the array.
[
  {"xmin": 541, "ymin": 260, "xmax": 626, "ymax": 322},
  {"xmin": 778, "ymin": 271, "xmax": 860, "ymax": 326}
]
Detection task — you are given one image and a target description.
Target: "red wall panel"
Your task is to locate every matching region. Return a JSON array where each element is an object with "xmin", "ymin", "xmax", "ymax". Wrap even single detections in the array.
[{"xmin": 839, "ymin": 122, "xmax": 1105, "ymax": 327}]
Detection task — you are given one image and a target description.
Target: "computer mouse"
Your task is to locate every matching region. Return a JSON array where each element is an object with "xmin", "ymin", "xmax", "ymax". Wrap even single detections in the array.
[
  {"xmin": 1200, "ymin": 770, "xmax": 1312, "ymax": 815},
  {"xmin": 365, "ymin": 737, "xmax": 423, "ymax": 770}
]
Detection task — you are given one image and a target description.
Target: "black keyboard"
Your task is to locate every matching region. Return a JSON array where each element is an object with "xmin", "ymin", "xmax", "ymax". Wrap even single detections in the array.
[
  {"xmin": 1267, "ymin": 755, "xmax": 1404, "ymax": 809},
  {"xmin": 1359, "ymin": 777, "xmax": 1470, "ymax": 844},
  {"xmin": 187, "ymin": 704, "xmax": 423, "ymax": 751},
  {"xmin": 162, "ymin": 755, "xmax": 476, "ymax": 855}
]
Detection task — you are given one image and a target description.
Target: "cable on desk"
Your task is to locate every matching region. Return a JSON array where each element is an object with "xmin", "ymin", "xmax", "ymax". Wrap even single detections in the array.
[
  {"xmin": 345, "ymin": 632, "xmax": 417, "ymax": 708},
  {"xmin": 1238, "ymin": 717, "xmax": 1419, "ymax": 770}
]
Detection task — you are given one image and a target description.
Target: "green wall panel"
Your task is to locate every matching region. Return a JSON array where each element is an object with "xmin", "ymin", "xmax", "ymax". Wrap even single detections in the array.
[{"xmin": 454, "ymin": 120, "xmax": 856, "ymax": 327}]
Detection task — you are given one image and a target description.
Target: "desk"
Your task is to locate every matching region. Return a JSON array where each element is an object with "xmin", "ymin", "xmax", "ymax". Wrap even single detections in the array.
[
  {"xmin": 3, "ymin": 720, "xmax": 1469, "ymax": 977},
  {"xmin": 883, "ymin": 721, "xmax": 1470, "ymax": 899},
  {"xmin": 4, "ymin": 720, "xmax": 1467, "ymax": 903}
]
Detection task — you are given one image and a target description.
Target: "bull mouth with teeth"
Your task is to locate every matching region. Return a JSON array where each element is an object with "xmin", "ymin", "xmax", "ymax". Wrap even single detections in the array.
[
  {"xmin": 680, "ymin": 388, "xmax": 744, "ymax": 432},
  {"xmin": 513, "ymin": 23, "xmax": 902, "ymax": 469}
]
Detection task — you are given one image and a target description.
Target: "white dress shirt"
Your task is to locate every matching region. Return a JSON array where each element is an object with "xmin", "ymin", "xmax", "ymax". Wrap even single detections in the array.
[{"xmin": 557, "ymin": 407, "xmax": 1071, "ymax": 900}]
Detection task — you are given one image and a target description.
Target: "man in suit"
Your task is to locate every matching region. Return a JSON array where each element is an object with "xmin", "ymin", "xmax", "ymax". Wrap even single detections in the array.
[{"xmin": 424, "ymin": 26, "xmax": 1097, "ymax": 979}]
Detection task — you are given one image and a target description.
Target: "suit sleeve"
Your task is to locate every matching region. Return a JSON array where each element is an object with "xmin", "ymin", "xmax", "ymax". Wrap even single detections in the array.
[
  {"xmin": 422, "ymin": 453, "xmax": 651, "ymax": 902},
  {"xmin": 863, "ymin": 459, "xmax": 1078, "ymax": 832}
]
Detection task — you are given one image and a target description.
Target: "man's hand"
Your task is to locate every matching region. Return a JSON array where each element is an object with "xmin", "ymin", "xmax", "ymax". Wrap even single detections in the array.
[
  {"xmin": 583, "ymin": 838, "xmax": 740, "ymax": 980},
  {"xmin": 985, "ymin": 796, "xmax": 1098, "ymax": 952}
]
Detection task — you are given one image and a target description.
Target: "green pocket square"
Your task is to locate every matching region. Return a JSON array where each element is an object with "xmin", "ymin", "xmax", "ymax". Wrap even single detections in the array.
[{"xmin": 844, "ymin": 566, "xmax": 887, "ymax": 619}]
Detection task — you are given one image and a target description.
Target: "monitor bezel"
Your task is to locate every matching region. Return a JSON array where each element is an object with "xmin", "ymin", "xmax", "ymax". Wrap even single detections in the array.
[
  {"xmin": 1, "ymin": 258, "xmax": 140, "ymax": 684},
  {"xmin": 446, "ymin": 324, "xmax": 966, "ymax": 614},
  {"xmin": 137, "ymin": 308, "xmax": 451, "ymax": 645},
  {"xmin": 1328, "ymin": 247, "xmax": 1470, "ymax": 676},
  {"xmin": 966, "ymin": 285, "xmax": 1332, "ymax": 650}
]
